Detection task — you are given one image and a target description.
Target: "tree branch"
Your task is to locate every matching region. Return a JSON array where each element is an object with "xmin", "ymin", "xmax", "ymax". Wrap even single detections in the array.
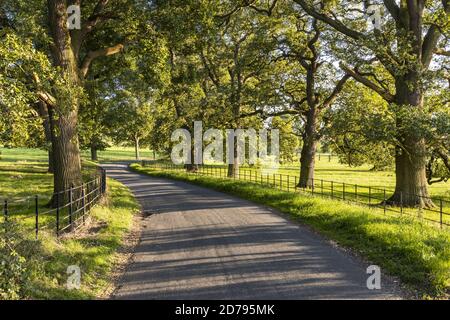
[
  {"xmin": 80, "ymin": 43, "xmax": 124, "ymax": 78},
  {"xmin": 33, "ymin": 72, "xmax": 57, "ymax": 108},
  {"xmin": 321, "ymin": 74, "xmax": 351, "ymax": 109},
  {"xmin": 340, "ymin": 63, "xmax": 395, "ymax": 102},
  {"xmin": 383, "ymin": 0, "xmax": 401, "ymax": 23},
  {"xmin": 435, "ymin": 48, "xmax": 450, "ymax": 57},
  {"xmin": 422, "ymin": 1, "xmax": 450, "ymax": 67},
  {"xmin": 292, "ymin": 0, "xmax": 363, "ymax": 40}
]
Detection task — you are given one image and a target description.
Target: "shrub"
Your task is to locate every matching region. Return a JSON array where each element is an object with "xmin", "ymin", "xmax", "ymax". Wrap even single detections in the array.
[{"xmin": 0, "ymin": 222, "xmax": 30, "ymax": 300}]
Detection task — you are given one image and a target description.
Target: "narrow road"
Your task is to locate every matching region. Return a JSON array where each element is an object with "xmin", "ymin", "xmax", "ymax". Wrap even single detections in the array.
[{"xmin": 104, "ymin": 163, "xmax": 401, "ymax": 300}]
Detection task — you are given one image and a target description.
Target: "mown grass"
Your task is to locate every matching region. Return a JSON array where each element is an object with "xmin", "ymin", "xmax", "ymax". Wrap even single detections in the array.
[
  {"xmin": 130, "ymin": 163, "xmax": 450, "ymax": 299},
  {"xmin": 2, "ymin": 146, "xmax": 448, "ymax": 198},
  {"xmin": 0, "ymin": 146, "xmax": 156, "ymax": 166},
  {"xmin": 0, "ymin": 147, "xmax": 140, "ymax": 299}
]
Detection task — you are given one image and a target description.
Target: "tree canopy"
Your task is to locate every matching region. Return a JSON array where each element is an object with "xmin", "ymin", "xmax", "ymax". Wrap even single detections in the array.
[{"xmin": 1, "ymin": 0, "xmax": 448, "ymax": 207}]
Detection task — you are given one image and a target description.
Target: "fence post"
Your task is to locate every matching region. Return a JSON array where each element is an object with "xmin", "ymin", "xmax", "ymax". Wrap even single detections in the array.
[
  {"xmin": 384, "ymin": 189, "xmax": 387, "ymax": 215},
  {"xmin": 69, "ymin": 184, "xmax": 74, "ymax": 232},
  {"xmin": 440, "ymin": 199, "xmax": 443, "ymax": 228},
  {"xmin": 35, "ymin": 195, "xmax": 39, "ymax": 240},
  {"xmin": 311, "ymin": 178, "xmax": 314, "ymax": 195},
  {"xmin": 3, "ymin": 199, "xmax": 7, "ymax": 223},
  {"xmin": 101, "ymin": 168, "xmax": 106, "ymax": 195},
  {"xmin": 355, "ymin": 184, "xmax": 358, "ymax": 202},
  {"xmin": 343, "ymin": 183, "xmax": 346, "ymax": 200},
  {"xmin": 400, "ymin": 192, "xmax": 403, "ymax": 215},
  {"xmin": 82, "ymin": 184, "xmax": 86, "ymax": 224},
  {"xmin": 331, "ymin": 181, "xmax": 334, "ymax": 198},
  {"xmin": 56, "ymin": 193, "xmax": 60, "ymax": 237}
]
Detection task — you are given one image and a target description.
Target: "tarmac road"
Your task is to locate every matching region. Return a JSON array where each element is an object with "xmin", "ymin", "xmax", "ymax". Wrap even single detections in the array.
[{"xmin": 104, "ymin": 163, "xmax": 402, "ymax": 300}]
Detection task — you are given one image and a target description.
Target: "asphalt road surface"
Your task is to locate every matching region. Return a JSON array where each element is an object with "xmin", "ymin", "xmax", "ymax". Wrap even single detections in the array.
[{"xmin": 104, "ymin": 163, "xmax": 402, "ymax": 300}]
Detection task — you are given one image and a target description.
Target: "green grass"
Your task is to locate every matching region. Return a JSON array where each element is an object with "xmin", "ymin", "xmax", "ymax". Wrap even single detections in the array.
[
  {"xmin": 131, "ymin": 163, "xmax": 450, "ymax": 298},
  {"xmin": 26, "ymin": 178, "xmax": 140, "ymax": 299},
  {"xmin": 0, "ymin": 147, "xmax": 140, "ymax": 299},
  {"xmin": 0, "ymin": 145, "xmax": 155, "ymax": 167},
  {"xmin": 80, "ymin": 146, "xmax": 156, "ymax": 162},
  {"xmin": 2, "ymin": 147, "xmax": 447, "ymax": 198},
  {"xmin": 204, "ymin": 157, "xmax": 450, "ymax": 199}
]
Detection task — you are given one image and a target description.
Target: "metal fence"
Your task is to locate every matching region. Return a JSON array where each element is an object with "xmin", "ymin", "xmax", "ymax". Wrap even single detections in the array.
[
  {"xmin": 2, "ymin": 167, "xmax": 107, "ymax": 239},
  {"xmin": 141, "ymin": 161, "xmax": 450, "ymax": 228}
]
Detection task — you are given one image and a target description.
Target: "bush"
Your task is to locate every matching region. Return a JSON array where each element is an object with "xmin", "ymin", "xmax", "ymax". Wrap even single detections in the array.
[{"xmin": 0, "ymin": 222, "xmax": 29, "ymax": 299}]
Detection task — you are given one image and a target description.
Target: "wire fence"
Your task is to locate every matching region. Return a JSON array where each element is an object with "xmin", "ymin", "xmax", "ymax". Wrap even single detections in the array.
[
  {"xmin": 141, "ymin": 161, "xmax": 450, "ymax": 229},
  {"xmin": 2, "ymin": 167, "xmax": 107, "ymax": 239}
]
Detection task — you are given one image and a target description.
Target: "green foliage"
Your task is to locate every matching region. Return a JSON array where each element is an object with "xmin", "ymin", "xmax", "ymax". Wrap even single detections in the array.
[
  {"xmin": 0, "ymin": 223, "xmax": 30, "ymax": 299},
  {"xmin": 271, "ymin": 116, "xmax": 300, "ymax": 163},
  {"xmin": 323, "ymin": 82, "xmax": 395, "ymax": 169},
  {"xmin": 0, "ymin": 31, "xmax": 48, "ymax": 147},
  {"xmin": 105, "ymin": 89, "xmax": 155, "ymax": 149}
]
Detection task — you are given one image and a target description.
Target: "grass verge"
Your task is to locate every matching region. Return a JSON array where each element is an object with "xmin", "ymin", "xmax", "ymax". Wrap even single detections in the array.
[
  {"xmin": 1, "ymin": 178, "xmax": 140, "ymax": 299},
  {"xmin": 130, "ymin": 163, "xmax": 450, "ymax": 299}
]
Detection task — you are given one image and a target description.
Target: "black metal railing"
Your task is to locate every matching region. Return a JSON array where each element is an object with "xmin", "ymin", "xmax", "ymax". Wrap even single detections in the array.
[
  {"xmin": 2, "ymin": 167, "xmax": 107, "ymax": 239},
  {"xmin": 141, "ymin": 161, "xmax": 450, "ymax": 228}
]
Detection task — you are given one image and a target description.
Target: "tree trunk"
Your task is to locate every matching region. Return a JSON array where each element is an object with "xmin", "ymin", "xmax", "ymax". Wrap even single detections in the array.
[
  {"xmin": 299, "ymin": 107, "xmax": 318, "ymax": 188},
  {"xmin": 227, "ymin": 161, "xmax": 239, "ymax": 178},
  {"xmin": 185, "ymin": 145, "xmax": 198, "ymax": 172},
  {"xmin": 388, "ymin": 76, "xmax": 433, "ymax": 207},
  {"xmin": 47, "ymin": 0, "xmax": 84, "ymax": 205},
  {"xmin": 51, "ymin": 110, "xmax": 83, "ymax": 204},
  {"xmin": 227, "ymin": 132, "xmax": 239, "ymax": 178},
  {"xmin": 37, "ymin": 101, "xmax": 54, "ymax": 173},
  {"xmin": 135, "ymin": 137, "xmax": 140, "ymax": 160},
  {"xmin": 90, "ymin": 144, "xmax": 98, "ymax": 161},
  {"xmin": 48, "ymin": 149, "xmax": 54, "ymax": 173}
]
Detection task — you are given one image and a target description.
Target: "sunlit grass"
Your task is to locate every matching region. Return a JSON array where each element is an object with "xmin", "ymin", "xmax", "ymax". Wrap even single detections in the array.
[
  {"xmin": 0, "ymin": 147, "xmax": 140, "ymax": 299},
  {"xmin": 27, "ymin": 178, "xmax": 140, "ymax": 299},
  {"xmin": 131, "ymin": 163, "xmax": 450, "ymax": 298}
]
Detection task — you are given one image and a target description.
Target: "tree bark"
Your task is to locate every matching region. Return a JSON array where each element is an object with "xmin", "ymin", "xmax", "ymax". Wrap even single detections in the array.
[
  {"xmin": 388, "ymin": 76, "xmax": 433, "ymax": 207},
  {"xmin": 298, "ymin": 107, "xmax": 318, "ymax": 188},
  {"xmin": 90, "ymin": 144, "xmax": 98, "ymax": 161},
  {"xmin": 48, "ymin": 149, "xmax": 54, "ymax": 173},
  {"xmin": 37, "ymin": 101, "xmax": 54, "ymax": 173},
  {"xmin": 51, "ymin": 110, "xmax": 83, "ymax": 193},
  {"xmin": 135, "ymin": 137, "xmax": 140, "ymax": 160},
  {"xmin": 185, "ymin": 144, "xmax": 198, "ymax": 172},
  {"xmin": 47, "ymin": 0, "xmax": 83, "ymax": 205},
  {"xmin": 227, "ymin": 127, "xmax": 241, "ymax": 178}
]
